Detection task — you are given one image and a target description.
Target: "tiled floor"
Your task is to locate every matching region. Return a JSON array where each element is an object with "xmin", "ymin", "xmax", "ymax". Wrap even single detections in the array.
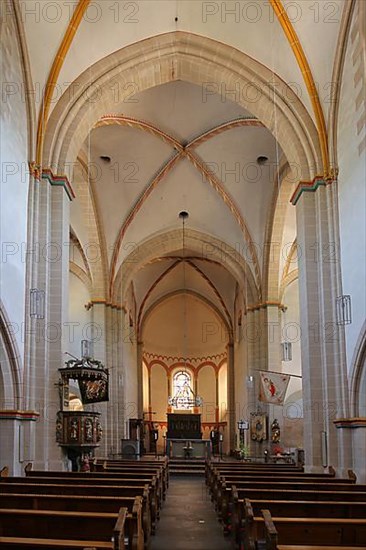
[{"xmin": 150, "ymin": 476, "xmax": 232, "ymax": 550}]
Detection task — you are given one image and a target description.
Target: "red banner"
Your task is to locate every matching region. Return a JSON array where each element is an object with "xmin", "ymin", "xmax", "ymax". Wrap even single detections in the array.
[{"xmin": 259, "ymin": 371, "xmax": 290, "ymax": 405}]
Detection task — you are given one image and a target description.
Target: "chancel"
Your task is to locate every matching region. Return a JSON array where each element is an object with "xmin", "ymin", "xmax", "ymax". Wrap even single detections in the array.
[{"xmin": 0, "ymin": 1, "xmax": 365, "ymax": 548}]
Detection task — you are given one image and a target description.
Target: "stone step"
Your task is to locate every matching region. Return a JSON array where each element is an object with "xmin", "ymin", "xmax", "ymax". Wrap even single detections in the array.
[
  {"xmin": 169, "ymin": 458, "xmax": 205, "ymax": 467},
  {"xmin": 170, "ymin": 469, "xmax": 205, "ymax": 475},
  {"xmin": 170, "ymin": 467, "xmax": 205, "ymax": 472}
]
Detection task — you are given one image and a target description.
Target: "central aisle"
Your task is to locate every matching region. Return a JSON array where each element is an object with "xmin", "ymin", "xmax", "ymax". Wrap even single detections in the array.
[{"xmin": 150, "ymin": 476, "xmax": 232, "ymax": 550}]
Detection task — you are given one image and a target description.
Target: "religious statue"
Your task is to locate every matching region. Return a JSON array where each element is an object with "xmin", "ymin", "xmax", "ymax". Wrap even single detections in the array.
[
  {"xmin": 96, "ymin": 419, "xmax": 103, "ymax": 442},
  {"xmin": 56, "ymin": 414, "xmax": 63, "ymax": 443},
  {"xmin": 271, "ymin": 418, "xmax": 281, "ymax": 443},
  {"xmin": 80, "ymin": 455, "xmax": 90, "ymax": 472},
  {"xmin": 85, "ymin": 418, "xmax": 93, "ymax": 442},
  {"xmin": 70, "ymin": 418, "xmax": 78, "ymax": 440}
]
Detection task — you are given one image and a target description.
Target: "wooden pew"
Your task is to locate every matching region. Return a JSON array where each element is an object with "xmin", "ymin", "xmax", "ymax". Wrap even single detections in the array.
[
  {"xmin": 276, "ymin": 547, "xmax": 366, "ymax": 550},
  {"xmin": 213, "ymin": 472, "xmax": 357, "ymax": 510},
  {"xmin": 210, "ymin": 469, "xmax": 352, "ymax": 505},
  {"xmin": 205, "ymin": 459, "xmax": 304, "ymax": 488},
  {"xmin": 93, "ymin": 457, "xmax": 169, "ymax": 489},
  {"xmin": 242, "ymin": 500, "xmax": 366, "ymax": 550},
  {"xmin": 225, "ymin": 485, "xmax": 366, "ymax": 542},
  {"xmin": 0, "ymin": 537, "xmax": 114, "ymax": 549},
  {"xmin": 206, "ymin": 459, "xmax": 303, "ymax": 476},
  {"xmin": 91, "ymin": 461, "xmax": 169, "ymax": 497},
  {"xmin": 206, "ymin": 464, "xmax": 339, "ymax": 494},
  {"xmin": 208, "ymin": 459, "xmax": 302, "ymax": 469},
  {"xmin": 246, "ymin": 497, "xmax": 366, "ymax": 519},
  {"xmin": 0, "ymin": 482, "xmax": 154, "ymax": 542},
  {"xmin": 0, "ymin": 507, "xmax": 129, "ymax": 550},
  {"xmin": 258, "ymin": 509, "xmax": 366, "ymax": 549},
  {"xmin": 206, "ymin": 460, "xmax": 365, "ymax": 548},
  {"xmin": 0, "ymin": 491, "xmax": 149, "ymax": 545},
  {"xmin": 218, "ymin": 479, "xmax": 366, "ymax": 531},
  {"xmin": 22, "ymin": 467, "xmax": 163, "ymax": 515},
  {"xmin": 25, "ymin": 463, "xmax": 166, "ymax": 503}
]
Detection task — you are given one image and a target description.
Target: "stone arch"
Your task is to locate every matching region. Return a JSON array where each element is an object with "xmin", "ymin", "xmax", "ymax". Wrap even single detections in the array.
[
  {"xmin": 115, "ymin": 228, "xmax": 259, "ymax": 307},
  {"xmin": 43, "ymin": 32, "xmax": 321, "ymax": 183},
  {"xmin": 265, "ymin": 163, "xmax": 297, "ymax": 301},
  {"xmin": 350, "ymin": 321, "xmax": 366, "ymax": 417},
  {"xmin": 0, "ymin": 300, "xmax": 22, "ymax": 408},
  {"xmin": 140, "ymin": 290, "xmax": 233, "ymax": 346}
]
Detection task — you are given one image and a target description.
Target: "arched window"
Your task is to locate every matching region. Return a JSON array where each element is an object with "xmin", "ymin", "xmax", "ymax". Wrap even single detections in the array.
[{"xmin": 172, "ymin": 370, "xmax": 193, "ymax": 410}]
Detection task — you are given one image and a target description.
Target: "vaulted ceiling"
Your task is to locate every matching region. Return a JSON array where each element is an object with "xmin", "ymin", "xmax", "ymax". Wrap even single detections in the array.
[{"xmin": 21, "ymin": 0, "xmax": 346, "ymax": 337}]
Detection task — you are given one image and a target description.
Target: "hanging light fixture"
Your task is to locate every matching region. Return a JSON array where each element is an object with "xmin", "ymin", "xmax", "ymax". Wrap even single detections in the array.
[{"xmin": 168, "ymin": 211, "xmax": 202, "ymax": 409}]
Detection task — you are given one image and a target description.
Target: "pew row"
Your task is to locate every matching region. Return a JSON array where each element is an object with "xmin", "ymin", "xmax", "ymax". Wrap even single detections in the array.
[
  {"xmin": 0, "ymin": 492, "xmax": 148, "ymax": 547},
  {"xmin": 240, "ymin": 499, "xmax": 366, "ymax": 550},
  {"xmin": 90, "ymin": 462, "xmax": 168, "ymax": 498},
  {"xmin": 25, "ymin": 463, "xmax": 166, "ymax": 503},
  {"xmin": 92, "ymin": 458, "xmax": 169, "ymax": 490},
  {"xmin": 210, "ymin": 471, "xmax": 355, "ymax": 508},
  {"xmin": 0, "ymin": 507, "xmax": 131, "ymax": 550},
  {"xmin": 220, "ymin": 482, "xmax": 366, "ymax": 533},
  {"xmin": 0, "ymin": 484, "xmax": 155, "ymax": 546},
  {"xmin": 21, "ymin": 467, "xmax": 163, "ymax": 516},
  {"xmin": 257, "ymin": 509, "xmax": 366, "ymax": 549}
]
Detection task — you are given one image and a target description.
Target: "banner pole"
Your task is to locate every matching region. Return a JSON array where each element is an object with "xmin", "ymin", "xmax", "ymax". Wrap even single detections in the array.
[{"xmin": 262, "ymin": 369, "xmax": 302, "ymax": 379}]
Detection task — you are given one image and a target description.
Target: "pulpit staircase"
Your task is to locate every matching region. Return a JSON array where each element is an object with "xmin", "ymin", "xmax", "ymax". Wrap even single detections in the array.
[{"xmin": 169, "ymin": 458, "xmax": 205, "ymax": 475}]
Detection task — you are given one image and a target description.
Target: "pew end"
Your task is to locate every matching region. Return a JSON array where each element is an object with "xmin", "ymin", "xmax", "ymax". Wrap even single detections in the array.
[
  {"xmin": 114, "ymin": 507, "xmax": 128, "ymax": 550},
  {"xmin": 262, "ymin": 509, "xmax": 278, "ymax": 550},
  {"xmin": 0, "ymin": 467, "xmax": 9, "ymax": 477},
  {"xmin": 348, "ymin": 469, "xmax": 357, "ymax": 483},
  {"xmin": 244, "ymin": 498, "xmax": 256, "ymax": 550}
]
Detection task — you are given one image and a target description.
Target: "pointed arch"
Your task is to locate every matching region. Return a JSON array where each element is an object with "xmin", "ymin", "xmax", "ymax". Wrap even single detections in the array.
[
  {"xmin": 43, "ymin": 32, "xmax": 321, "ymax": 187},
  {"xmin": 0, "ymin": 301, "xmax": 22, "ymax": 408}
]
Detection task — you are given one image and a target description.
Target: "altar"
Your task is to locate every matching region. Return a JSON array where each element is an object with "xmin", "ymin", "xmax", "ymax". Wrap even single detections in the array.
[
  {"xmin": 166, "ymin": 438, "xmax": 211, "ymax": 458},
  {"xmin": 165, "ymin": 413, "xmax": 211, "ymax": 458},
  {"xmin": 166, "ymin": 413, "xmax": 202, "ymax": 440}
]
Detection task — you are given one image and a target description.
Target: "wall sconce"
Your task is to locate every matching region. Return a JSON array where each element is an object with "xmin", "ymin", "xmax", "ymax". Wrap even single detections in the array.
[
  {"xmin": 30, "ymin": 289, "xmax": 45, "ymax": 319},
  {"xmin": 246, "ymin": 375, "xmax": 254, "ymax": 388},
  {"xmin": 336, "ymin": 295, "xmax": 352, "ymax": 325},
  {"xmin": 281, "ymin": 342, "xmax": 292, "ymax": 362}
]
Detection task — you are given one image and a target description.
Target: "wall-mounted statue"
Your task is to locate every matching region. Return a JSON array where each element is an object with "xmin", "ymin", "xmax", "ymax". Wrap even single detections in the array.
[{"xmin": 271, "ymin": 418, "xmax": 281, "ymax": 443}]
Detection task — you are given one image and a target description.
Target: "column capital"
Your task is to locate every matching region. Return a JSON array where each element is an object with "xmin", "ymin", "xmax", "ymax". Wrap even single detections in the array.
[
  {"xmin": 41, "ymin": 167, "xmax": 75, "ymax": 201},
  {"xmin": 333, "ymin": 418, "xmax": 366, "ymax": 429},
  {"xmin": 0, "ymin": 410, "xmax": 40, "ymax": 421},
  {"xmin": 290, "ymin": 176, "xmax": 336, "ymax": 206},
  {"xmin": 246, "ymin": 301, "xmax": 286, "ymax": 313}
]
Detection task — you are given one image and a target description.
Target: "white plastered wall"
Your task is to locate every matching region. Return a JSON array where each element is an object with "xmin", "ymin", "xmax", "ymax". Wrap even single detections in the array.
[
  {"xmin": 67, "ymin": 272, "xmax": 91, "ymax": 359},
  {"xmin": 0, "ymin": 7, "xmax": 30, "ymax": 364},
  {"xmin": 337, "ymin": 8, "xmax": 366, "ymax": 374}
]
